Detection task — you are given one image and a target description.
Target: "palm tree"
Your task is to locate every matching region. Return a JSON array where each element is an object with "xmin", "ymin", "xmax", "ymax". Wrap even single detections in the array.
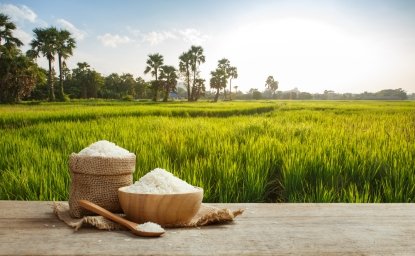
[
  {"xmin": 29, "ymin": 27, "xmax": 59, "ymax": 101},
  {"xmin": 210, "ymin": 68, "xmax": 227, "ymax": 102},
  {"xmin": 144, "ymin": 53, "xmax": 164, "ymax": 101},
  {"xmin": 189, "ymin": 45, "xmax": 205, "ymax": 101},
  {"xmin": 265, "ymin": 75, "xmax": 279, "ymax": 98},
  {"xmin": 210, "ymin": 70, "xmax": 221, "ymax": 102},
  {"xmin": 56, "ymin": 29, "xmax": 76, "ymax": 101},
  {"xmin": 179, "ymin": 51, "xmax": 192, "ymax": 101},
  {"xmin": 159, "ymin": 65, "xmax": 178, "ymax": 102},
  {"xmin": 0, "ymin": 13, "xmax": 30, "ymax": 103},
  {"xmin": 193, "ymin": 78, "xmax": 205, "ymax": 101},
  {"xmin": 0, "ymin": 13, "xmax": 23, "ymax": 50},
  {"xmin": 228, "ymin": 66, "xmax": 238, "ymax": 100},
  {"xmin": 217, "ymin": 58, "xmax": 230, "ymax": 99}
]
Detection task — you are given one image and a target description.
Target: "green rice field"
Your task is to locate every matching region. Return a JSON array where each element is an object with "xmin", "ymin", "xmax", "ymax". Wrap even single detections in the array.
[{"xmin": 0, "ymin": 100, "xmax": 414, "ymax": 202}]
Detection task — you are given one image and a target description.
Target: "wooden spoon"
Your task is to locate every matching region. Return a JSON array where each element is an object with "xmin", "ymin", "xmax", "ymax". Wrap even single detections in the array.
[{"xmin": 78, "ymin": 200, "xmax": 165, "ymax": 237}]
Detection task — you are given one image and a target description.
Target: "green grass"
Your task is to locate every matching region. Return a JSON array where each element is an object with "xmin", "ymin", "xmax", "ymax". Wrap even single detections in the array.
[
  {"xmin": 0, "ymin": 100, "xmax": 275, "ymax": 129},
  {"xmin": 0, "ymin": 100, "xmax": 414, "ymax": 202}
]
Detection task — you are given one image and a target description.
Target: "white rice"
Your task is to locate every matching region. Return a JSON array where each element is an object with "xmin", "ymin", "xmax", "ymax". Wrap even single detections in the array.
[
  {"xmin": 122, "ymin": 168, "xmax": 199, "ymax": 194},
  {"xmin": 76, "ymin": 140, "xmax": 134, "ymax": 157},
  {"xmin": 136, "ymin": 222, "xmax": 164, "ymax": 233}
]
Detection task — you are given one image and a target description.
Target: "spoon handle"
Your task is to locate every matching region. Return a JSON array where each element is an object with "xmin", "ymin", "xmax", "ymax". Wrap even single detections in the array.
[{"xmin": 78, "ymin": 200, "xmax": 135, "ymax": 229}]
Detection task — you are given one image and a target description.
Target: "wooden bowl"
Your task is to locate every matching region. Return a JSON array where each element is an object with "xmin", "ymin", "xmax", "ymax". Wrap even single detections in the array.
[{"xmin": 118, "ymin": 186, "xmax": 203, "ymax": 226}]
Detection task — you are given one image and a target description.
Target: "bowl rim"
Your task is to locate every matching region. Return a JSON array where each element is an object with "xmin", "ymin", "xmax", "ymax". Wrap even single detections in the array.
[{"xmin": 118, "ymin": 185, "xmax": 203, "ymax": 195}]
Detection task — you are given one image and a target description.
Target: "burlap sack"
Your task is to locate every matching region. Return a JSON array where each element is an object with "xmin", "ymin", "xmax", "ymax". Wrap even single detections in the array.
[{"xmin": 68, "ymin": 153, "xmax": 136, "ymax": 218}]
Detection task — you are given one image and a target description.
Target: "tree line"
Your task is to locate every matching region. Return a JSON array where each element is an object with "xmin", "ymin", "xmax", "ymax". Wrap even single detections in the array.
[
  {"xmin": 247, "ymin": 88, "xmax": 409, "ymax": 100},
  {"xmin": 0, "ymin": 13, "xmax": 43, "ymax": 103},
  {"xmin": 10, "ymin": 13, "xmax": 407, "ymax": 103},
  {"xmin": 1, "ymin": 13, "xmax": 77, "ymax": 103},
  {"xmin": 3, "ymin": 14, "xmax": 281, "ymax": 103}
]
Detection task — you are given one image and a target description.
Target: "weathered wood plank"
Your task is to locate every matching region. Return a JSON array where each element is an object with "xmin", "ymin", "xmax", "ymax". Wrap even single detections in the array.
[{"xmin": 1, "ymin": 201, "xmax": 415, "ymax": 255}]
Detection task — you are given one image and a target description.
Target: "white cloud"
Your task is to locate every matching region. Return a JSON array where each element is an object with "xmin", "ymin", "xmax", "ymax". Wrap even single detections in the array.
[
  {"xmin": 127, "ymin": 28, "xmax": 208, "ymax": 46},
  {"xmin": 97, "ymin": 33, "xmax": 132, "ymax": 48},
  {"xmin": 56, "ymin": 19, "xmax": 87, "ymax": 41},
  {"xmin": 126, "ymin": 26, "xmax": 142, "ymax": 37},
  {"xmin": 142, "ymin": 31, "xmax": 177, "ymax": 45},
  {"xmin": 177, "ymin": 28, "xmax": 209, "ymax": 45},
  {"xmin": 13, "ymin": 27, "xmax": 32, "ymax": 45},
  {"xmin": 0, "ymin": 4, "xmax": 37, "ymax": 23}
]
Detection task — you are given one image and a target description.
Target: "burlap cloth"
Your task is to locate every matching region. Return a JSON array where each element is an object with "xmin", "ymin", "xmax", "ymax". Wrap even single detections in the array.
[
  {"xmin": 68, "ymin": 154, "xmax": 136, "ymax": 218},
  {"xmin": 53, "ymin": 202, "xmax": 244, "ymax": 230}
]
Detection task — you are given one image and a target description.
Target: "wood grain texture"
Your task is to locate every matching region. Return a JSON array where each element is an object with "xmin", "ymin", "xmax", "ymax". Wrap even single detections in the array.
[{"xmin": 1, "ymin": 201, "xmax": 415, "ymax": 255}]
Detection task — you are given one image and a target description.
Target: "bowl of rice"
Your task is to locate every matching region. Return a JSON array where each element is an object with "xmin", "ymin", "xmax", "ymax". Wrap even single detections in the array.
[{"xmin": 118, "ymin": 168, "xmax": 203, "ymax": 226}]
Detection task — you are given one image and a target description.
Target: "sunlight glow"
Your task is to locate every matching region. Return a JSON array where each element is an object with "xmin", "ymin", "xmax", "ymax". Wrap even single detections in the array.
[{"xmin": 214, "ymin": 18, "xmax": 389, "ymax": 93}]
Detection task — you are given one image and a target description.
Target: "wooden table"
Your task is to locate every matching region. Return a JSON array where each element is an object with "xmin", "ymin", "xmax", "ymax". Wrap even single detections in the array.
[{"xmin": 1, "ymin": 201, "xmax": 414, "ymax": 255}]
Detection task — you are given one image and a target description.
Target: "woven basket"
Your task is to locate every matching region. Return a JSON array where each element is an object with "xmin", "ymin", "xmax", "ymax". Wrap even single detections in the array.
[{"xmin": 68, "ymin": 153, "xmax": 135, "ymax": 218}]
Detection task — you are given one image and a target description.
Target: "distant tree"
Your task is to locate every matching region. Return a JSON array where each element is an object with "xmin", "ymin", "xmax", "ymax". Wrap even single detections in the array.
[
  {"xmin": 102, "ymin": 73, "xmax": 141, "ymax": 99},
  {"xmin": 179, "ymin": 51, "xmax": 192, "ymax": 100},
  {"xmin": 55, "ymin": 29, "xmax": 76, "ymax": 101},
  {"xmin": 228, "ymin": 66, "xmax": 237, "ymax": 100},
  {"xmin": 68, "ymin": 62, "xmax": 103, "ymax": 98},
  {"xmin": 265, "ymin": 75, "xmax": 279, "ymax": 98},
  {"xmin": 0, "ymin": 14, "xmax": 41, "ymax": 103},
  {"xmin": 376, "ymin": 88, "xmax": 407, "ymax": 100},
  {"xmin": 214, "ymin": 58, "xmax": 237, "ymax": 100},
  {"xmin": 159, "ymin": 65, "xmax": 177, "ymax": 102},
  {"xmin": 148, "ymin": 80, "xmax": 161, "ymax": 101},
  {"xmin": 120, "ymin": 73, "xmax": 137, "ymax": 98},
  {"xmin": 189, "ymin": 46, "xmax": 205, "ymax": 101},
  {"xmin": 29, "ymin": 27, "xmax": 59, "ymax": 101},
  {"xmin": 0, "ymin": 47, "xmax": 43, "ymax": 103},
  {"xmin": 28, "ymin": 67, "xmax": 49, "ymax": 100},
  {"xmin": 210, "ymin": 70, "xmax": 221, "ymax": 102},
  {"xmin": 193, "ymin": 78, "xmax": 205, "ymax": 101},
  {"xmin": 73, "ymin": 62, "xmax": 90, "ymax": 98},
  {"xmin": 217, "ymin": 58, "xmax": 230, "ymax": 99},
  {"xmin": 61, "ymin": 61, "xmax": 70, "ymax": 81},
  {"xmin": 0, "ymin": 13, "xmax": 23, "ymax": 50},
  {"xmin": 101, "ymin": 73, "xmax": 121, "ymax": 98},
  {"xmin": 87, "ymin": 70, "xmax": 104, "ymax": 98},
  {"xmin": 262, "ymin": 88, "xmax": 274, "ymax": 99},
  {"xmin": 209, "ymin": 68, "xmax": 227, "ymax": 102},
  {"xmin": 299, "ymin": 92, "xmax": 313, "ymax": 100},
  {"xmin": 250, "ymin": 88, "xmax": 262, "ymax": 100},
  {"xmin": 134, "ymin": 76, "xmax": 148, "ymax": 99},
  {"xmin": 144, "ymin": 53, "xmax": 164, "ymax": 101},
  {"xmin": 233, "ymin": 85, "xmax": 239, "ymax": 99}
]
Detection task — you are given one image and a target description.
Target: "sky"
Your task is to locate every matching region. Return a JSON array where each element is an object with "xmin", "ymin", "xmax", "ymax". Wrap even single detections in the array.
[{"xmin": 1, "ymin": 0, "xmax": 415, "ymax": 93}]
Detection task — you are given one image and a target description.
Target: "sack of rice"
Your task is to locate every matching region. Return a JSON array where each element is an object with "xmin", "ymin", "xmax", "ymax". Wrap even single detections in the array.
[{"xmin": 68, "ymin": 140, "xmax": 136, "ymax": 218}]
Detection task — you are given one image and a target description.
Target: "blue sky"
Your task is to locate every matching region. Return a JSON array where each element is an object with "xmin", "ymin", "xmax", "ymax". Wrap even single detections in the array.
[{"xmin": 1, "ymin": 0, "xmax": 415, "ymax": 93}]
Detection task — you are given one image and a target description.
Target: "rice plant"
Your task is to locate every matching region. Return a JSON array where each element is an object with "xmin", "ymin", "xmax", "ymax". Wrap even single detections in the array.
[{"xmin": 0, "ymin": 100, "xmax": 414, "ymax": 202}]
